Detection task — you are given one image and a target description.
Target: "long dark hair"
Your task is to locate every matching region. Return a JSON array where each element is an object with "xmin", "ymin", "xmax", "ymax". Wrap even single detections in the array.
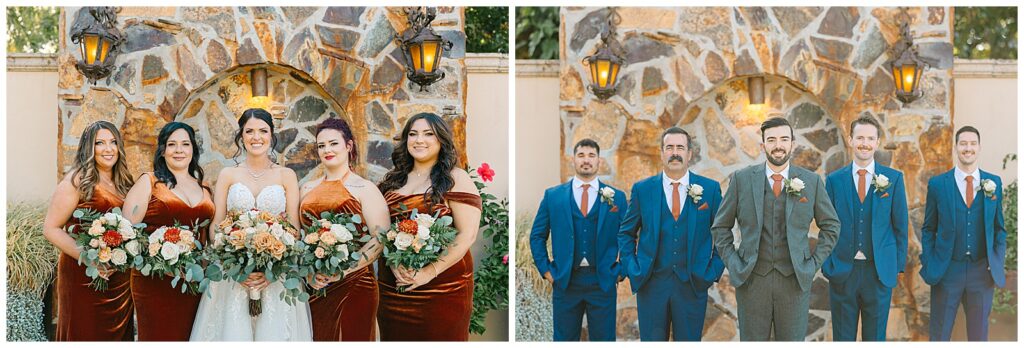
[
  {"xmin": 378, "ymin": 112, "xmax": 459, "ymax": 206},
  {"xmin": 153, "ymin": 122, "xmax": 207, "ymax": 191},
  {"xmin": 69, "ymin": 120, "xmax": 135, "ymax": 201},
  {"xmin": 315, "ymin": 118, "xmax": 358, "ymax": 167},
  {"xmin": 231, "ymin": 108, "xmax": 279, "ymax": 163}
]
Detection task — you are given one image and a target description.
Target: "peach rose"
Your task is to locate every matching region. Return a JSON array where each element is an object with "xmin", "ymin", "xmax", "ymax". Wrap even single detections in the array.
[
  {"xmin": 148, "ymin": 242, "xmax": 161, "ymax": 256},
  {"xmin": 319, "ymin": 231, "xmax": 337, "ymax": 246},
  {"xmin": 303, "ymin": 232, "xmax": 320, "ymax": 244},
  {"xmin": 97, "ymin": 247, "xmax": 112, "ymax": 263},
  {"xmin": 314, "ymin": 247, "xmax": 326, "ymax": 259},
  {"xmin": 252, "ymin": 232, "xmax": 275, "ymax": 252},
  {"xmin": 270, "ymin": 240, "xmax": 286, "ymax": 260}
]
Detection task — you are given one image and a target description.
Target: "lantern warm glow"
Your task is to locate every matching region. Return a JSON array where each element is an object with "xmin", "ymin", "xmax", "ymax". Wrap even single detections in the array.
[
  {"xmin": 70, "ymin": 7, "xmax": 124, "ymax": 84},
  {"xmin": 397, "ymin": 7, "xmax": 451, "ymax": 91},
  {"xmin": 884, "ymin": 12, "xmax": 928, "ymax": 105},
  {"xmin": 582, "ymin": 8, "xmax": 625, "ymax": 101}
]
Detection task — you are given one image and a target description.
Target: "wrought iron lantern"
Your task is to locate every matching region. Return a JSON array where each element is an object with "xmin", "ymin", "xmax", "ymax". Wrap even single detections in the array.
[
  {"xmin": 251, "ymin": 68, "xmax": 268, "ymax": 97},
  {"xmin": 396, "ymin": 7, "xmax": 452, "ymax": 92},
  {"xmin": 69, "ymin": 7, "xmax": 124, "ymax": 84},
  {"xmin": 582, "ymin": 7, "xmax": 626, "ymax": 101},
  {"xmin": 885, "ymin": 9, "xmax": 929, "ymax": 105}
]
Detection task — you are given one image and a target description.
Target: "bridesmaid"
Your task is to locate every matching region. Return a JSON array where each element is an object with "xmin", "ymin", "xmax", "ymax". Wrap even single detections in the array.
[
  {"xmin": 121, "ymin": 122, "xmax": 214, "ymax": 340},
  {"xmin": 376, "ymin": 112, "xmax": 483, "ymax": 341},
  {"xmin": 300, "ymin": 118, "xmax": 388, "ymax": 341},
  {"xmin": 43, "ymin": 121, "xmax": 136, "ymax": 341}
]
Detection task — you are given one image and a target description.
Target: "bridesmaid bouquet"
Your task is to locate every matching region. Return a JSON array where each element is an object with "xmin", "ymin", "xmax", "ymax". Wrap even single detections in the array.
[
  {"xmin": 132, "ymin": 219, "xmax": 210, "ymax": 295},
  {"xmin": 378, "ymin": 208, "xmax": 458, "ymax": 290},
  {"xmin": 297, "ymin": 212, "xmax": 373, "ymax": 297},
  {"xmin": 205, "ymin": 209, "xmax": 306, "ymax": 317},
  {"xmin": 68, "ymin": 207, "xmax": 138, "ymax": 291}
]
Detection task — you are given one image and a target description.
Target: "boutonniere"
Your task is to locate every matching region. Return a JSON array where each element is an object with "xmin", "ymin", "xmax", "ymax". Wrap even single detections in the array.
[
  {"xmin": 600, "ymin": 186, "xmax": 618, "ymax": 211},
  {"xmin": 979, "ymin": 179, "xmax": 997, "ymax": 199},
  {"xmin": 784, "ymin": 177, "xmax": 805, "ymax": 196},
  {"xmin": 873, "ymin": 174, "xmax": 891, "ymax": 198},
  {"xmin": 686, "ymin": 183, "xmax": 704, "ymax": 204}
]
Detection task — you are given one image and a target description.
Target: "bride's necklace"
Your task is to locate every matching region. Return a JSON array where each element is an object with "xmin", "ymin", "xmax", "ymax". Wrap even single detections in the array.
[{"xmin": 246, "ymin": 164, "xmax": 270, "ymax": 180}]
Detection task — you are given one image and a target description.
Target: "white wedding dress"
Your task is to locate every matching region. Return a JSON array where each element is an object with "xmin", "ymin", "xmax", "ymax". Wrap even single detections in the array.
[{"xmin": 190, "ymin": 183, "xmax": 313, "ymax": 341}]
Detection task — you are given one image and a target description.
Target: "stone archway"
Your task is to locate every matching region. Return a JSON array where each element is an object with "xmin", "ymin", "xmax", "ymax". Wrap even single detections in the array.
[
  {"xmin": 56, "ymin": 6, "xmax": 469, "ymax": 185},
  {"xmin": 559, "ymin": 6, "xmax": 954, "ymax": 341}
]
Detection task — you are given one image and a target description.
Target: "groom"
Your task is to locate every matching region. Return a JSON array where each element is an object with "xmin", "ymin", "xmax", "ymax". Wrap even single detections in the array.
[
  {"xmin": 618, "ymin": 127, "xmax": 724, "ymax": 341},
  {"xmin": 711, "ymin": 116, "xmax": 839, "ymax": 341},
  {"xmin": 530, "ymin": 138, "xmax": 626, "ymax": 341}
]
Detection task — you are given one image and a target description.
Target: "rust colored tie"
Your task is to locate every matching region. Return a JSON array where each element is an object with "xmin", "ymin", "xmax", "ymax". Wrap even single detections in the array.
[
  {"xmin": 581, "ymin": 184, "xmax": 590, "ymax": 217},
  {"xmin": 771, "ymin": 174, "xmax": 784, "ymax": 197},
  {"xmin": 966, "ymin": 176, "xmax": 974, "ymax": 208},
  {"xmin": 671, "ymin": 182, "xmax": 681, "ymax": 220},
  {"xmin": 857, "ymin": 169, "xmax": 868, "ymax": 203}
]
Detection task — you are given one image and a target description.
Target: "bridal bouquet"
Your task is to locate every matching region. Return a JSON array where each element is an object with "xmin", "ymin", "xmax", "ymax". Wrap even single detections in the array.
[
  {"xmin": 378, "ymin": 208, "xmax": 458, "ymax": 290},
  {"xmin": 205, "ymin": 209, "xmax": 305, "ymax": 316},
  {"xmin": 296, "ymin": 212, "xmax": 373, "ymax": 297},
  {"xmin": 132, "ymin": 220, "xmax": 210, "ymax": 294},
  {"xmin": 69, "ymin": 207, "xmax": 138, "ymax": 291}
]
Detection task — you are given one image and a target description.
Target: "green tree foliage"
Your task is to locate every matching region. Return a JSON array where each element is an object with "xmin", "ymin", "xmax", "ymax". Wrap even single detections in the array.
[
  {"xmin": 6, "ymin": 7, "xmax": 59, "ymax": 53},
  {"xmin": 954, "ymin": 7, "xmax": 1017, "ymax": 59},
  {"xmin": 515, "ymin": 7, "xmax": 559, "ymax": 60},
  {"xmin": 465, "ymin": 7, "xmax": 509, "ymax": 54}
]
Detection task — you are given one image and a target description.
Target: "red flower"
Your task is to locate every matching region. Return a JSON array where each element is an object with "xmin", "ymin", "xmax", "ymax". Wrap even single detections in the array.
[
  {"xmin": 164, "ymin": 228, "xmax": 181, "ymax": 243},
  {"xmin": 398, "ymin": 219, "xmax": 419, "ymax": 235},
  {"xmin": 102, "ymin": 230, "xmax": 123, "ymax": 247},
  {"xmin": 477, "ymin": 163, "xmax": 495, "ymax": 182},
  {"xmin": 502, "ymin": 255, "xmax": 509, "ymax": 265}
]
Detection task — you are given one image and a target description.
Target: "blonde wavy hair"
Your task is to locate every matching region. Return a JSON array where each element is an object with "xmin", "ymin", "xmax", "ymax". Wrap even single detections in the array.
[{"xmin": 68, "ymin": 121, "xmax": 135, "ymax": 201}]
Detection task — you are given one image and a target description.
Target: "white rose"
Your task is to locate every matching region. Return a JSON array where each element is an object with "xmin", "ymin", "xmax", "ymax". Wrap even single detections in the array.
[
  {"xmin": 88, "ymin": 223, "xmax": 104, "ymax": 236},
  {"xmin": 89, "ymin": 238, "xmax": 100, "ymax": 248},
  {"xmin": 688, "ymin": 184, "xmax": 704, "ymax": 196},
  {"xmin": 118, "ymin": 219, "xmax": 135, "ymax": 238},
  {"xmin": 417, "ymin": 225, "xmax": 431, "ymax": 240},
  {"xmin": 256, "ymin": 221, "xmax": 270, "ymax": 234},
  {"xmin": 330, "ymin": 225, "xmax": 353, "ymax": 243},
  {"xmin": 110, "ymin": 248, "xmax": 128, "ymax": 266},
  {"xmin": 875, "ymin": 174, "xmax": 890, "ymax": 187},
  {"xmin": 103, "ymin": 213, "xmax": 119, "ymax": 224},
  {"xmin": 270, "ymin": 223, "xmax": 285, "ymax": 237},
  {"xmin": 160, "ymin": 242, "xmax": 180, "ymax": 262},
  {"xmin": 281, "ymin": 231, "xmax": 296, "ymax": 246},
  {"xmin": 244, "ymin": 227, "xmax": 256, "ymax": 236},
  {"xmin": 601, "ymin": 186, "xmax": 614, "ymax": 199},
  {"xmin": 394, "ymin": 232, "xmax": 414, "ymax": 250},
  {"xmin": 237, "ymin": 215, "xmax": 252, "ymax": 228},
  {"xmin": 149, "ymin": 227, "xmax": 166, "ymax": 244},
  {"xmin": 125, "ymin": 240, "xmax": 141, "ymax": 256},
  {"xmin": 337, "ymin": 244, "xmax": 350, "ymax": 260},
  {"xmin": 213, "ymin": 233, "xmax": 225, "ymax": 249},
  {"xmin": 790, "ymin": 178, "xmax": 805, "ymax": 191},
  {"xmin": 983, "ymin": 179, "xmax": 997, "ymax": 192},
  {"xmin": 414, "ymin": 213, "xmax": 436, "ymax": 229}
]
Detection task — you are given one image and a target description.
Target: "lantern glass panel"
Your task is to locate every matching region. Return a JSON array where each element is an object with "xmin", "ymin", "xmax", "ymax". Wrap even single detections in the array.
[
  {"xmin": 98, "ymin": 38, "xmax": 111, "ymax": 64},
  {"xmin": 422, "ymin": 40, "xmax": 439, "ymax": 73},
  {"xmin": 410, "ymin": 43, "xmax": 423, "ymax": 71},
  {"xmin": 608, "ymin": 62, "xmax": 620, "ymax": 87},
  {"xmin": 899, "ymin": 64, "xmax": 917, "ymax": 93},
  {"xmin": 83, "ymin": 34, "xmax": 100, "ymax": 65},
  {"xmin": 589, "ymin": 59, "xmax": 599, "ymax": 86},
  {"xmin": 596, "ymin": 59, "xmax": 611, "ymax": 87}
]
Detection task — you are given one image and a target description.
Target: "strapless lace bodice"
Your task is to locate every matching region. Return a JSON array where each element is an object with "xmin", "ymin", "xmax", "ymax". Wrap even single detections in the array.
[{"xmin": 227, "ymin": 183, "xmax": 286, "ymax": 215}]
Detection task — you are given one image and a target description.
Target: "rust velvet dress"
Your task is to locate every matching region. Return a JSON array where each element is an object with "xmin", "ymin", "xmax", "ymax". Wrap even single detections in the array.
[
  {"xmin": 300, "ymin": 178, "xmax": 379, "ymax": 341},
  {"xmin": 55, "ymin": 185, "xmax": 134, "ymax": 341},
  {"xmin": 377, "ymin": 191, "xmax": 482, "ymax": 341},
  {"xmin": 130, "ymin": 175, "xmax": 214, "ymax": 341}
]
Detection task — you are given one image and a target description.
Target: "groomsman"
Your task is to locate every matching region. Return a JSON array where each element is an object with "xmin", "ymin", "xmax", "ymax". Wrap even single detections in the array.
[
  {"xmin": 711, "ymin": 116, "xmax": 840, "ymax": 341},
  {"xmin": 822, "ymin": 116, "xmax": 908, "ymax": 341},
  {"xmin": 618, "ymin": 127, "xmax": 724, "ymax": 341},
  {"xmin": 920, "ymin": 126, "xmax": 1007, "ymax": 341},
  {"xmin": 530, "ymin": 138, "xmax": 626, "ymax": 341}
]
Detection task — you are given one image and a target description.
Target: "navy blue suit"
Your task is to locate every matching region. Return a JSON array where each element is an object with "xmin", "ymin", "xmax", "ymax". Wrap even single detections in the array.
[
  {"xmin": 530, "ymin": 180, "xmax": 626, "ymax": 341},
  {"xmin": 822, "ymin": 164, "xmax": 908, "ymax": 341},
  {"xmin": 920, "ymin": 169, "xmax": 1006, "ymax": 341},
  {"xmin": 618, "ymin": 172, "xmax": 724, "ymax": 341}
]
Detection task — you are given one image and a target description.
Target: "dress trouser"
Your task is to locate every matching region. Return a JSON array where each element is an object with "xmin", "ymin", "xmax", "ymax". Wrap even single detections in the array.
[
  {"xmin": 829, "ymin": 259, "xmax": 893, "ymax": 341},
  {"xmin": 929, "ymin": 258, "xmax": 994, "ymax": 341},
  {"xmin": 552, "ymin": 267, "xmax": 617, "ymax": 341},
  {"xmin": 636, "ymin": 270, "xmax": 707, "ymax": 341},
  {"xmin": 735, "ymin": 269, "xmax": 809, "ymax": 341}
]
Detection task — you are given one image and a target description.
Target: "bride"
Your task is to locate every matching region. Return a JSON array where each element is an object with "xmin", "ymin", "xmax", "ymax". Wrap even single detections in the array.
[{"xmin": 191, "ymin": 108, "xmax": 312, "ymax": 341}]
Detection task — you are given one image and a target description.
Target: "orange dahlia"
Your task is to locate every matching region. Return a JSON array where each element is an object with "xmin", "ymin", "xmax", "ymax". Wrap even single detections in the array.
[
  {"xmin": 102, "ymin": 230, "xmax": 123, "ymax": 247},
  {"xmin": 397, "ymin": 219, "xmax": 418, "ymax": 235},
  {"xmin": 164, "ymin": 227, "xmax": 181, "ymax": 243}
]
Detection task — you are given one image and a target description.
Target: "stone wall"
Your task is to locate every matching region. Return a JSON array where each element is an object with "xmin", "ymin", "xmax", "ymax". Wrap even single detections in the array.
[
  {"xmin": 560, "ymin": 7, "xmax": 954, "ymax": 341},
  {"xmin": 57, "ymin": 6, "xmax": 468, "ymax": 185}
]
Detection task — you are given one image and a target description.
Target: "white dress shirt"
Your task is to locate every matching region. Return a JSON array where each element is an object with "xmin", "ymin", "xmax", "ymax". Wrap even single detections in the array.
[
  {"xmin": 572, "ymin": 176, "xmax": 599, "ymax": 216},
  {"xmin": 662, "ymin": 171, "xmax": 690, "ymax": 212},
  {"xmin": 765, "ymin": 163, "xmax": 791, "ymax": 183},
  {"xmin": 852, "ymin": 160, "xmax": 876, "ymax": 192},
  {"xmin": 954, "ymin": 166, "xmax": 981, "ymax": 204}
]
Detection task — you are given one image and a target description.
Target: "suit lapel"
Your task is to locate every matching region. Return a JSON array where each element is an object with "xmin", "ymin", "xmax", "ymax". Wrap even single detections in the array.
[
  {"xmin": 785, "ymin": 169, "xmax": 798, "ymax": 222},
  {"xmin": 982, "ymin": 172, "xmax": 996, "ymax": 249},
  {"xmin": 685, "ymin": 178, "xmax": 697, "ymax": 260},
  {"xmin": 840, "ymin": 165, "xmax": 856, "ymax": 222},
  {"xmin": 649, "ymin": 178, "xmax": 664, "ymax": 241},
  {"xmin": 946, "ymin": 170, "xmax": 959, "ymax": 231},
  {"xmin": 596, "ymin": 182, "xmax": 608, "ymax": 241},
  {"xmin": 560, "ymin": 182, "xmax": 576, "ymax": 237},
  {"xmin": 869, "ymin": 167, "xmax": 882, "ymax": 250},
  {"xmin": 751, "ymin": 166, "xmax": 765, "ymax": 231}
]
